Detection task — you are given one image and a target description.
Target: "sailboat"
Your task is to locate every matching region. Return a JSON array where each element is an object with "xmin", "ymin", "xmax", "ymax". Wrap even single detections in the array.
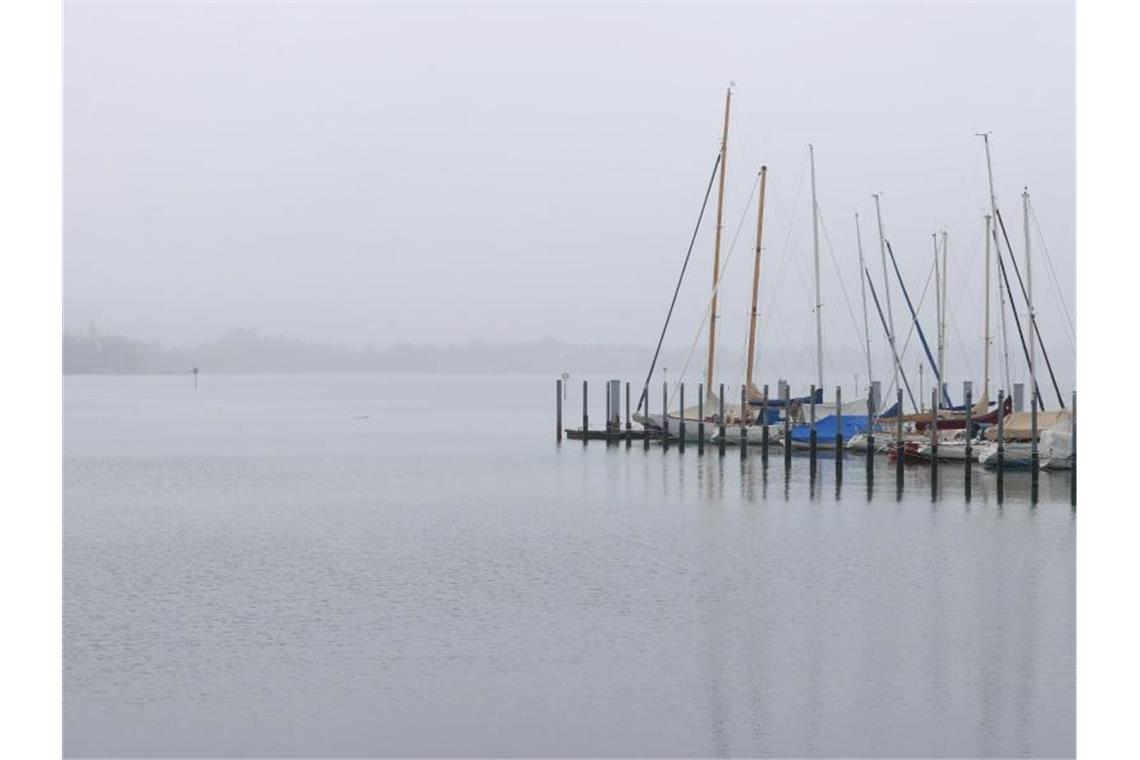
[{"xmin": 634, "ymin": 87, "xmax": 733, "ymax": 441}]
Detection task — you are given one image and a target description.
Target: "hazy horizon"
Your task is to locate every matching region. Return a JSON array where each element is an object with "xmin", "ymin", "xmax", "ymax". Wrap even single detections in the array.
[{"xmin": 64, "ymin": 1, "xmax": 1075, "ymax": 392}]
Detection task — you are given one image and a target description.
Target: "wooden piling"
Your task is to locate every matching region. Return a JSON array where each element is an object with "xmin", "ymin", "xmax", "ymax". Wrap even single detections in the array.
[
  {"xmin": 740, "ymin": 385, "xmax": 747, "ymax": 456},
  {"xmin": 783, "ymin": 384, "xmax": 791, "ymax": 469},
  {"xmin": 625, "ymin": 381, "xmax": 631, "ymax": 448},
  {"xmin": 1071, "ymin": 390, "xmax": 1077, "ymax": 506},
  {"xmin": 866, "ymin": 386, "xmax": 875, "ymax": 480},
  {"xmin": 809, "ymin": 385, "xmax": 817, "ymax": 477},
  {"xmin": 895, "ymin": 388, "xmax": 904, "ymax": 486},
  {"xmin": 930, "ymin": 387, "xmax": 939, "ymax": 497},
  {"xmin": 698, "ymin": 383, "xmax": 705, "ymax": 454},
  {"xmin": 930, "ymin": 388, "xmax": 939, "ymax": 463},
  {"xmin": 835, "ymin": 387, "xmax": 843, "ymax": 463},
  {"xmin": 761, "ymin": 384, "xmax": 770, "ymax": 462},
  {"xmin": 605, "ymin": 382, "xmax": 612, "ymax": 445},
  {"xmin": 662, "ymin": 381, "xmax": 669, "ymax": 452},
  {"xmin": 556, "ymin": 379, "xmax": 563, "ymax": 443},
  {"xmin": 582, "ymin": 380, "xmax": 588, "ymax": 445},
  {"xmin": 643, "ymin": 384, "xmax": 650, "ymax": 450},
  {"xmin": 964, "ymin": 384, "xmax": 972, "ymax": 496},
  {"xmin": 1030, "ymin": 394, "xmax": 1039, "ymax": 502},
  {"xmin": 718, "ymin": 383, "xmax": 726, "ymax": 457},
  {"xmin": 997, "ymin": 389, "xmax": 1006, "ymax": 499},
  {"xmin": 679, "ymin": 383, "xmax": 686, "ymax": 453}
]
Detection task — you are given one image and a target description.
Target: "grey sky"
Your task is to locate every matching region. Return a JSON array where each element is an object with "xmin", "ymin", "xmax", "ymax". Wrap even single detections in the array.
[{"xmin": 64, "ymin": 1, "xmax": 1074, "ymax": 388}]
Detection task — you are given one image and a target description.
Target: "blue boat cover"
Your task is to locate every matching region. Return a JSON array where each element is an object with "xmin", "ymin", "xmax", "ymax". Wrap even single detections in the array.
[{"xmin": 789, "ymin": 414, "xmax": 871, "ymax": 444}]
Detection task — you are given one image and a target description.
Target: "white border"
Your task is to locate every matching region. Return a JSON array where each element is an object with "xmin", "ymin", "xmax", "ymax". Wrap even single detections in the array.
[
  {"xmin": 1078, "ymin": 0, "xmax": 1139, "ymax": 757},
  {"xmin": 0, "ymin": 0, "xmax": 62, "ymax": 758}
]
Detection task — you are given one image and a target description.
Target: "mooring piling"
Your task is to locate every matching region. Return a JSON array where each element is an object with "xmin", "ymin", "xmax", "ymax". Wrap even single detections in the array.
[
  {"xmin": 761, "ymin": 384, "xmax": 770, "ymax": 462},
  {"xmin": 783, "ymin": 384, "xmax": 791, "ymax": 469},
  {"xmin": 698, "ymin": 383, "xmax": 705, "ymax": 454},
  {"xmin": 895, "ymin": 388, "xmax": 904, "ymax": 493},
  {"xmin": 643, "ymin": 384, "xmax": 650, "ymax": 450},
  {"xmin": 1031, "ymin": 393, "xmax": 1040, "ymax": 499},
  {"xmin": 718, "ymin": 383, "xmax": 726, "ymax": 457},
  {"xmin": 625, "ymin": 382, "xmax": 631, "ymax": 448},
  {"xmin": 835, "ymin": 386, "xmax": 844, "ymax": 462},
  {"xmin": 662, "ymin": 381, "xmax": 669, "ymax": 452},
  {"xmin": 1071, "ymin": 390, "xmax": 1077, "ymax": 507},
  {"xmin": 679, "ymin": 383, "xmax": 686, "ymax": 453},
  {"xmin": 605, "ymin": 382, "xmax": 612, "ymax": 445},
  {"xmin": 964, "ymin": 384, "xmax": 973, "ymax": 498},
  {"xmin": 582, "ymin": 380, "xmax": 588, "ymax": 445},
  {"xmin": 866, "ymin": 386, "xmax": 875, "ymax": 483},
  {"xmin": 997, "ymin": 389, "xmax": 1006, "ymax": 501},
  {"xmin": 930, "ymin": 387, "xmax": 939, "ymax": 499},
  {"xmin": 556, "ymin": 379, "xmax": 563, "ymax": 443},
  {"xmin": 930, "ymin": 387, "xmax": 939, "ymax": 472},
  {"xmin": 740, "ymin": 385, "xmax": 748, "ymax": 457},
  {"xmin": 809, "ymin": 385, "xmax": 818, "ymax": 478}
]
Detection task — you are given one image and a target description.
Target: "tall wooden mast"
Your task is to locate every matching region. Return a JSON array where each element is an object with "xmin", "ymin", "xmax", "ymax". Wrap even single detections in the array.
[
  {"xmin": 744, "ymin": 165, "xmax": 768, "ymax": 396},
  {"xmin": 705, "ymin": 86, "xmax": 732, "ymax": 402}
]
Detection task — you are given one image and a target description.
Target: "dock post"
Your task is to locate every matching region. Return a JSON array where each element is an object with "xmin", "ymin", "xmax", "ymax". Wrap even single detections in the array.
[
  {"xmin": 930, "ymin": 387, "xmax": 939, "ymax": 461},
  {"xmin": 1071, "ymin": 390, "xmax": 1077, "ymax": 507},
  {"xmin": 835, "ymin": 386, "xmax": 843, "ymax": 463},
  {"xmin": 964, "ymin": 384, "xmax": 973, "ymax": 498},
  {"xmin": 740, "ymin": 385, "xmax": 748, "ymax": 457},
  {"xmin": 809, "ymin": 385, "xmax": 818, "ymax": 478},
  {"xmin": 1031, "ymin": 392, "xmax": 1040, "ymax": 499},
  {"xmin": 582, "ymin": 380, "xmax": 588, "ymax": 445},
  {"xmin": 698, "ymin": 383, "xmax": 705, "ymax": 454},
  {"xmin": 662, "ymin": 381, "xmax": 669, "ymax": 452},
  {"xmin": 761, "ymin": 384, "xmax": 770, "ymax": 463},
  {"xmin": 930, "ymin": 388, "xmax": 939, "ymax": 499},
  {"xmin": 605, "ymin": 382, "xmax": 612, "ymax": 445},
  {"xmin": 997, "ymin": 389, "xmax": 1006, "ymax": 500},
  {"xmin": 556, "ymin": 379, "xmax": 563, "ymax": 444},
  {"xmin": 782, "ymin": 384, "xmax": 791, "ymax": 470},
  {"xmin": 866, "ymin": 386, "xmax": 875, "ymax": 484},
  {"xmin": 625, "ymin": 381, "xmax": 631, "ymax": 448},
  {"xmin": 718, "ymin": 383, "xmax": 726, "ymax": 457},
  {"xmin": 643, "ymin": 384, "xmax": 650, "ymax": 450},
  {"xmin": 895, "ymin": 388, "xmax": 904, "ymax": 492},
  {"xmin": 679, "ymin": 383, "xmax": 686, "ymax": 453}
]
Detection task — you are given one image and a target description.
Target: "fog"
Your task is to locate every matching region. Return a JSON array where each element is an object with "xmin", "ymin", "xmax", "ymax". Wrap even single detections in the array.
[{"xmin": 64, "ymin": 1, "xmax": 1074, "ymax": 389}]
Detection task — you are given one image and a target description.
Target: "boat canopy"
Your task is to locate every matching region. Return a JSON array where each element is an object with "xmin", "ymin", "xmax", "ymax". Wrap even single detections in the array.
[
  {"xmin": 788, "ymin": 414, "xmax": 871, "ymax": 444},
  {"xmin": 983, "ymin": 410, "xmax": 1072, "ymax": 441}
]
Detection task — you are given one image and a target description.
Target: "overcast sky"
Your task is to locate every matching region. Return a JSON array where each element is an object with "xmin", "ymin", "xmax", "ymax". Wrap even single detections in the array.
[{"xmin": 64, "ymin": 1, "xmax": 1074, "ymax": 388}]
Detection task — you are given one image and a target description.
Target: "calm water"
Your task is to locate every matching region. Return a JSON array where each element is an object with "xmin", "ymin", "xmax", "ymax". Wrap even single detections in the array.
[{"xmin": 64, "ymin": 374, "xmax": 1075, "ymax": 758}]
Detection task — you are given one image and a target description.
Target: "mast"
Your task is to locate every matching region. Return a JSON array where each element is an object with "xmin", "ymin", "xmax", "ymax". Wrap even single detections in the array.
[
  {"xmin": 939, "ymin": 229, "xmax": 948, "ymax": 405},
  {"xmin": 885, "ymin": 239, "xmax": 946, "ymax": 408},
  {"xmin": 705, "ymin": 86, "xmax": 731, "ymax": 402},
  {"xmin": 1024, "ymin": 188, "xmax": 1036, "ymax": 412},
  {"xmin": 979, "ymin": 132, "xmax": 1013, "ymax": 392},
  {"xmin": 745, "ymin": 165, "xmax": 768, "ymax": 395},
  {"xmin": 864, "ymin": 267, "xmax": 918, "ymax": 412},
  {"xmin": 810, "ymin": 145, "xmax": 823, "ymax": 392},
  {"xmin": 932, "ymin": 233, "xmax": 942, "ymax": 405},
  {"xmin": 873, "ymin": 193, "xmax": 901, "ymax": 404},
  {"xmin": 854, "ymin": 213, "xmax": 874, "ymax": 400},
  {"xmin": 983, "ymin": 214, "xmax": 992, "ymax": 404}
]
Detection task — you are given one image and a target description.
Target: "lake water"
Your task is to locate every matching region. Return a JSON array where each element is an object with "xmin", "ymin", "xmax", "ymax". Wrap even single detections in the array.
[{"xmin": 64, "ymin": 373, "xmax": 1075, "ymax": 758}]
